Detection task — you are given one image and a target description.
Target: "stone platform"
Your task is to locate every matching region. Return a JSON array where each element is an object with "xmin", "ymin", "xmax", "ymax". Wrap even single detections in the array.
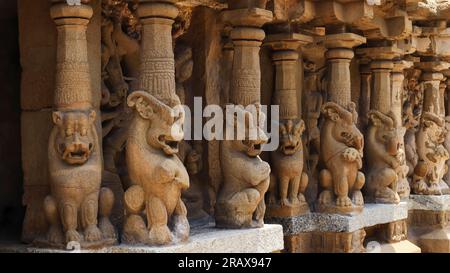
[
  {"xmin": 0, "ymin": 224, "xmax": 284, "ymax": 253},
  {"xmin": 266, "ymin": 202, "xmax": 418, "ymax": 253},
  {"xmin": 408, "ymin": 194, "xmax": 450, "ymax": 253},
  {"xmin": 408, "ymin": 194, "xmax": 450, "ymax": 211},
  {"xmin": 266, "ymin": 202, "xmax": 409, "ymax": 235}
]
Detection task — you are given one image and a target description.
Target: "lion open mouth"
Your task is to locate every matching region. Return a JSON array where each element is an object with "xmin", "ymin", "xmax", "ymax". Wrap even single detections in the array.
[
  {"xmin": 283, "ymin": 144, "xmax": 297, "ymax": 154},
  {"xmin": 62, "ymin": 147, "xmax": 90, "ymax": 164},
  {"xmin": 159, "ymin": 135, "xmax": 180, "ymax": 155},
  {"xmin": 244, "ymin": 140, "xmax": 263, "ymax": 157}
]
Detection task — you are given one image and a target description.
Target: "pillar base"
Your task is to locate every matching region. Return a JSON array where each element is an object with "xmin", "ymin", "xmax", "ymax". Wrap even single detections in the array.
[
  {"xmin": 0, "ymin": 224, "xmax": 284, "ymax": 253},
  {"xmin": 267, "ymin": 203, "xmax": 410, "ymax": 252},
  {"xmin": 408, "ymin": 194, "xmax": 450, "ymax": 252},
  {"xmin": 410, "ymin": 228, "xmax": 450, "ymax": 253}
]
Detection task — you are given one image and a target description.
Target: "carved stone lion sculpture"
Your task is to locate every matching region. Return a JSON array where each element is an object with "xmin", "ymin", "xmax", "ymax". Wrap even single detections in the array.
[
  {"xmin": 318, "ymin": 102, "xmax": 365, "ymax": 214},
  {"xmin": 267, "ymin": 119, "xmax": 309, "ymax": 216},
  {"xmin": 123, "ymin": 91, "xmax": 190, "ymax": 245},
  {"xmin": 364, "ymin": 110, "xmax": 401, "ymax": 204},
  {"xmin": 42, "ymin": 110, "xmax": 116, "ymax": 248},
  {"xmin": 396, "ymin": 127, "xmax": 411, "ymax": 199},
  {"xmin": 412, "ymin": 112, "xmax": 450, "ymax": 195},
  {"xmin": 443, "ymin": 116, "xmax": 450, "ymax": 187},
  {"xmin": 216, "ymin": 104, "xmax": 270, "ymax": 228}
]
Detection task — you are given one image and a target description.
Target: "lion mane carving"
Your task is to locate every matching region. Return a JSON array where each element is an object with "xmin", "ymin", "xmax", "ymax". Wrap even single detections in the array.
[
  {"xmin": 268, "ymin": 119, "xmax": 309, "ymax": 216},
  {"xmin": 122, "ymin": 91, "xmax": 190, "ymax": 245},
  {"xmin": 42, "ymin": 110, "xmax": 116, "ymax": 248}
]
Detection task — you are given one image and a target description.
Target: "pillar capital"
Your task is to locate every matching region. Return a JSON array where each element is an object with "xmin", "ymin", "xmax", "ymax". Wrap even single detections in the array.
[
  {"xmin": 355, "ymin": 46, "xmax": 403, "ymax": 62},
  {"xmin": 392, "ymin": 60, "xmax": 414, "ymax": 74},
  {"xmin": 415, "ymin": 61, "xmax": 450, "ymax": 74},
  {"xmin": 50, "ymin": 1, "xmax": 93, "ymax": 26},
  {"xmin": 265, "ymin": 33, "xmax": 313, "ymax": 52},
  {"xmin": 222, "ymin": 8, "xmax": 273, "ymax": 28},
  {"xmin": 321, "ymin": 33, "xmax": 366, "ymax": 50},
  {"xmin": 137, "ymin": 0, "xmax": 179, "ymax": 24}
]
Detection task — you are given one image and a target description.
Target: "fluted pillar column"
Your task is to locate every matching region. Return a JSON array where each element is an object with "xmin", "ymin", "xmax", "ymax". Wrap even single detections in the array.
[
  {"xmin": 137, "ymin": 0, "xmax": 179, "ymax": 104},
  {"xmin": 265, "ymin": 32, "xmax": 312, "ymax": 217},
  {"xmin": 358, "ymin": 60, "xmax": 372, "ymax": 129},
  {"xmin": 323, "ymin": 33, "xmax": 366, "ymax": 108},
  {"xmin": 222, "ymin": 8, "xmax": 273, "ymax": 106},
  {"xmin": 51, "ymin": 1, "xmax": 94, "ymax": 110}
]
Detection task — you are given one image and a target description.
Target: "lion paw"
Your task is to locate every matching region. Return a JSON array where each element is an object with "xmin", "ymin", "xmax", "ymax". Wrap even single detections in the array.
[
  {"xmin": 342, "ymin": 148, "xmax": 359, "ymax": 162},
  {"xmin": 267, "ymin": 194, "xmax": 277, "ymax": 207},
  {"xmin": 173, "ymin": 215, "xmax": 189, "ymax": 242},
  {"xmin": 413, "ymin": 180, "xmax": 428, "ymax": 194},
  {"xmin": 84, "ymin": 225, "xmax": 102, "ymax": 242},
  {"xmin": 297, "ymin": 193, "xmax": 306, "ymax": 203},
  {"xmin": 148, "ymin": 225, "xmax": 173, "ymax": 245},
  {"xmin": 289, "ymin": 196, "xmax": 300, "ymax": 206},
  {"xmin": 318, "ymin": 190, "xmax": 333, "ymax": 205},
  {"xmin": 99, "ymin": 217, "xmax": 116, "ymax": 240},
  {"xmin": 352, "ymin": 191, "xmax": 364, "ymax": 206},
  {"xmin": 65, "ymin": 229, "xmax": 81, "ymax": 243},
  {"xmin": 46, "ymin": 225, "xmax": 63, "ymax": 244},
  {"xmin": 280, "ymin": 198, "xmax": 290, "ymax": 207},
  {"xmin": 336, "ymin": 196, "xmax": 352, "ymax": 207}
]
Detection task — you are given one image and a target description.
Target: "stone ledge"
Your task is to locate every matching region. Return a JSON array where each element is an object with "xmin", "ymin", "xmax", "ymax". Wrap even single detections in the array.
[
  {"xmin": 408, "ymin": 194, "xmax": 450, "ymax": 211},
  {"xmin": 0, "ymin": 224, "xmax": 284, "ymax": 253},
  {"xmin": 266, "ymin": 202, "xmax": 408, "ymax": 235}
]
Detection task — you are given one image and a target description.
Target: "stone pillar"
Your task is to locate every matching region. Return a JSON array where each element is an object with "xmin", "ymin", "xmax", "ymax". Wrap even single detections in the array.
[
  {"xmin": 317, "ymin": 32, "xmax": 366, "ymax": 214},
  {"xmin": 35, "ymin": 1, "xmax": 116, "ymax": 249},
  {"xmin": 445, "ymin": 70, "xmax": 450, "ymax": 116},
  {"xmin": 358, "ymin": 60, "xmax": 371, "ymax": 129},
  {"xmin": 411, "ymin": 60, "xmax": 450, "ymax": 196},
  {"xmin": 123, "ymin": 0, "xmax": 191, "ymax": 245},
  {"xmin": 392, "ymin": 61, "xmax": 413, "ymax": 125},
  {"xmin": 137, "ymin": 0, "xmax": 179, "ymax": 104},
  {"xmin": 357, "ymin": 46, "xmax": 403, "ymax": 204},
  {"xmin": 51, "ymin": 1, "xmax": 93, "ymax": 110},
  {"xmin": 308, "ymin": 32, "xmax": 367, "ymax": 253},
  {"xmin": 264, "ymin": 33, "xmax": 312, "ymax": 217},
  {"xmin": 392, "ymin": 60, "xmax": 413, "ymax": 200},
  {"xmin": 222, "ymin": 8, "xmax": 272, "ymax": 106},
  {"xmin": 417, "ymin": 62, "xmax": 450, "ymax": 117},
  {"xmin": 370, "ymin": 60, "xmax": 394, "ymax": 113},
  {"xmin": 444, "ymin": 69, "xmax": 450, "ymax": 189},
  {"xmin": 323, "ymin": 33, "xmax": 365, "ymax": 108},
  {"xmin": 215, "ymin": 7, "xmax": 273, "ymax": 229}
]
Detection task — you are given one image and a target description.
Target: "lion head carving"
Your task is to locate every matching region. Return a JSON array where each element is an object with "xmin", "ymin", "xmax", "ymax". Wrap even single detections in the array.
[
  {"xmin": 127, "ymin": 91, "xmax": 185, "ymax": 156},
  {"xmin": 279, "ymin": 119, "xmax": 305, "ymax": 156},
  {"xmin": 52, "ymin": 110, "xmax": 97, "ymax": 165}
]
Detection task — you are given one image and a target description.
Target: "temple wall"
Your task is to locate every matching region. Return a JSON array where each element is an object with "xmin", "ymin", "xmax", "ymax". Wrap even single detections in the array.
[
  {"xmin": 1, "ymin": 0, "xmax": 450, "ymax": 253},
  {"xmin": 0, "ymin": 0, "xmax": 22, "ymax": 241}
]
